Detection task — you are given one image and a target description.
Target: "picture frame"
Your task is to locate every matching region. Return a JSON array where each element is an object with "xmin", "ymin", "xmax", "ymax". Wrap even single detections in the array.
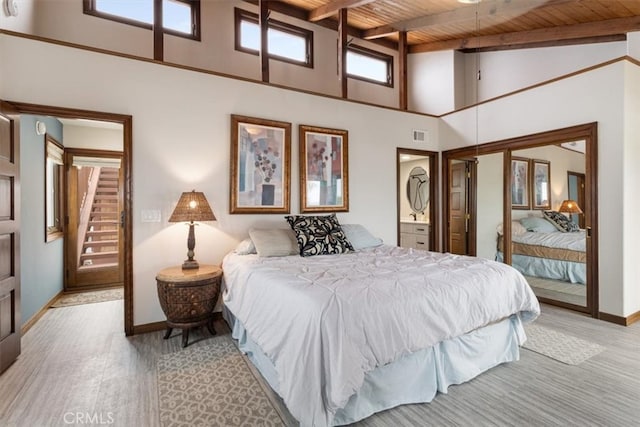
[
  {"xmin": 230, "ymin": 115, "xmax": 291, "ymax": 214},
  {"xmin": 532, "ymin": 159, "xmax": 551, "ymax": 210},
  {"xmin": 299, "ymin": 125, "xmax": 349, "ymax": 213},
  {"xmin": 511, "ymin": 157, "xmax": 530, "ymax": 209}
]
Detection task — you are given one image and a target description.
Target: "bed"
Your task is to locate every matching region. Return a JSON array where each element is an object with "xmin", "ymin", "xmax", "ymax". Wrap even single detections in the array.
[
  {"xmin": 223, "ymin": 222, "xmax": 540, "ymax": 427},
  {"xmin": 496, "ymin": 217, "xmax": 586, "ymax": 285}
]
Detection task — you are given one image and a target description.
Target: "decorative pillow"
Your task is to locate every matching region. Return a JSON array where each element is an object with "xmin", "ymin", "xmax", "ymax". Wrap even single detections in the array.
[
  {"xmin": 234, "ymin": 238, "xmax": 256, "ymax": 255},
  {"xmin": 496, "ymin": 221, "xmax": 528, "ymax": 236},
  {"xmin": 341, "ymin": 224, "xmax": 383, "ymax": 250},
  {"xmin": 519, "ymin": 216, "xmax": 559, "ymax": 233},
  {"xmin": 248, "ymin": 228, "xmax": 299, "ymax": 257},
  {"xmin": 542, "ymin": 210, "xmax": 580, "ymax": 232},
  {"xmin": 285, "ymin": 214, "xmax": 354, "ymax": 257}
]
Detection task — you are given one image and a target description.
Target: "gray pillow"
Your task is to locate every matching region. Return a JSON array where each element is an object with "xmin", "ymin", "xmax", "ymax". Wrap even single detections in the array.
[
  {"xmin": 519, "ymin": 216, "xmax": 558, "ymax": 233},
  {"xmin": 341, "ymin": 224, "xmax": 383, "ymax": 250},
  {"xmin": 248, "ymin": 228, "xmax": 299, "ymax": 257}
]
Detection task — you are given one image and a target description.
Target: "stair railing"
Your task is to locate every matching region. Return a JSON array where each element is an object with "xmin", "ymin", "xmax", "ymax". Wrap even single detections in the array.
[{"xmin": 77, "ymin": 167, "xmax": 101, "ymax": 267}]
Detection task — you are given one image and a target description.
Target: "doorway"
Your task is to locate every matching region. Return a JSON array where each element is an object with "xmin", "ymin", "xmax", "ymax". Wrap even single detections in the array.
[
  {"xmin": 65, "ymin": 149, "xmax": 124, "ymax": 291},
  {"xmin": 10, "ymin": 102, "xmax": 134, "ymax": 335},
  {"xmin": 396, "ymin": 148, "xmax": 439, "ymax": 251}
]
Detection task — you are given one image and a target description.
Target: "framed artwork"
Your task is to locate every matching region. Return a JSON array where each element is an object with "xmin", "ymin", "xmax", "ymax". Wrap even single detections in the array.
[
  {"xmin": 299, "ymin": 125, "xmax": 349, "ymax": 213},
  {"xmin": 532, "ymin": 159, "xmax": 551, "ymax": 210},
  {"xmin": 511, "ymin": 157, "xmax": 530, "ymax": 209},
  {"xmin": 230, "ymin": 115, "xmax": 291, "ymax": 214}
]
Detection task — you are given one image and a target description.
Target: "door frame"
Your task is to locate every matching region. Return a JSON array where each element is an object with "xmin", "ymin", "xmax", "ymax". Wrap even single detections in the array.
[
  {"xmin": 9, "ymin": 101, "xmax": 134, "ymax": 335},
  {"xmin": 396, "ymin": 148, "xmax": 439, "ymax": 251},
  {"xmin": 442, "ymin": 122, "xmax": 599, "ymax": 318}
]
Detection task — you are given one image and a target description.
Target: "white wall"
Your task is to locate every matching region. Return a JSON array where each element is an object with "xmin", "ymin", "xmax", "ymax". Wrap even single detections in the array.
[
  {"xmin": 476, "ymin": 153, "xmax": 503, "ymax": 260},
  {"xmin": 408, "ymin": 50, "xmax": 456, "ymax": 115},
  {"xmin": 628, "ymin": 31, "xmax": 640, "ymax": 60},
  {"xmin": 29, "ymin": 0, "xmax": 398, "ymax": 108},
  {"xmin": 463, "ymin": 41, "xmax": 627, "ymax": 106},
  {"xmin": 63, "ymin": 124, "xmax": 123, "ymax": 151},
  {"xmin": 0, "ymin": 33, "xmax": 438, "ymax": 325},
  {"xmin": 623, "ymin": 61, "xmax": 640, "ymax": 316},
  {"xmin": 440, "ymin": 59, "xmax": 630, "ymax": 317}
]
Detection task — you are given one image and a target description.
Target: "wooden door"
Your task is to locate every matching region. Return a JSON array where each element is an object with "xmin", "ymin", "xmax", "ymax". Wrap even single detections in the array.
[
  {"xmin": 568, "ymin": 171, "xmax": 586, "ymax": 229},
  {"xmin": 449, "ymin": 161, "xmax": 469, "ymax": 255},
  {"xmin": 65, "ymin": 149, "xmax": 124, "ymax": 290},
  {"xmin": 0, "ymin": 101, "xmax": 20, "ymax": 374}
]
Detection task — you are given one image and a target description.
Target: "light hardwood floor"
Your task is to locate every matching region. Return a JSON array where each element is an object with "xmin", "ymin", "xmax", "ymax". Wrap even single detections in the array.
[{"xmin": 1, "ymin": 301, "xmax": 639, "ymax": 426}]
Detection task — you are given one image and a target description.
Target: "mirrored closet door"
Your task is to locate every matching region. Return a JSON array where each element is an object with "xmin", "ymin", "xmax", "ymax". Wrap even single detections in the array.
[{"xmin": 443, "ymin": 123, "xmax": 598, "ymax": 318}]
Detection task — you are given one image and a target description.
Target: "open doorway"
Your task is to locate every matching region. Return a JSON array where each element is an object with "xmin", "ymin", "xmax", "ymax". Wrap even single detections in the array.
[{"xmin": 10, "ymin": 102, "xmax": 134, "ymax": 336}]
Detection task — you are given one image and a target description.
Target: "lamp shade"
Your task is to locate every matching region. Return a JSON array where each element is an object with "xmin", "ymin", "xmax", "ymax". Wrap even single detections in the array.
[
  {"xmin": 168, "ymin": 190, "xmax": 216, "ymax": 223},
  {"xmin": 558, "ymin": 199, "xmax": 583, "ymax": 214}
]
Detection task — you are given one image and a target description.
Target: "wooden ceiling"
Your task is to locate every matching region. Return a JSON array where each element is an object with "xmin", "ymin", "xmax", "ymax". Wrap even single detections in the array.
[{"xmin": 263, "ymin": 0, "xmax": 640, "ymax": 52}]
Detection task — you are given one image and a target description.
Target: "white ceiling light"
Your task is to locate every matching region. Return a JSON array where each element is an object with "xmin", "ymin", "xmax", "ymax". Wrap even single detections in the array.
[{"xmin": 458, "ymin": 0, "xmax": 481, "ymax": 4}]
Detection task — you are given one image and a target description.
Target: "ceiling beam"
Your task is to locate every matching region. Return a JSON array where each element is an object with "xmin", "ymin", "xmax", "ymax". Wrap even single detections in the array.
[
  {"xmin": 409, "ymin": 16, "xmax": 640, "ymax": 53},
  {"xmin": 309, "ymin": 0, "xmax": 377, "ymax": 22},
  {"xmin": 242, "ymin": 0, "xmax": 397, "ymax": 50},
  {"xmin": 363, "ymin": 0, "xmax": 575, "ymax": 40}
]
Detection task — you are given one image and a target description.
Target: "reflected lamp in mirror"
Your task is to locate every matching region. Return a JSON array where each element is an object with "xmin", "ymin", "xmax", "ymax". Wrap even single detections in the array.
[
  {"xmin": 168, "ymin": 190, "xmax": 216, "ymax": 270},
  {"xmin": 558, "ymin": 200, "xmax": 583, "ymax": 215}
]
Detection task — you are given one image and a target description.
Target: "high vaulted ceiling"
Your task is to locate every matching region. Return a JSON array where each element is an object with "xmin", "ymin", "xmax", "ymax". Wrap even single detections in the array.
[{"xmin": 263, "ymin": 0, "xmax": 640, "ymax": 52}]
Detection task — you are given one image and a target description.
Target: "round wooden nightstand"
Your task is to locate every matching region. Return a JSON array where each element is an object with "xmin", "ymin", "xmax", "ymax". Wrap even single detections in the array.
[{"xmin": 156, "ymin": 264, "xmax": 222, "ymax": 348}]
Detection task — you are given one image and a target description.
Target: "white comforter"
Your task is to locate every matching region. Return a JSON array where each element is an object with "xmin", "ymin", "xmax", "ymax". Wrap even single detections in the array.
[{"xmin": 223, "ymin": 245, "xmax": 540, "ymax": 426}]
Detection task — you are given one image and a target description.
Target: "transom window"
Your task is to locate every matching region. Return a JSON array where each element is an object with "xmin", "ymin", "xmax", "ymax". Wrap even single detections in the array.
[
  {"xmin": 234, "ymin": 8, "xmax": 313, "ymax": 68},
  {"xmin": 83, "ymin": 0, "xmax": 201, "ymax": 40},
  {"xmin": 347, "ymin": 45, "xmax": 393, "ymax": 87}
]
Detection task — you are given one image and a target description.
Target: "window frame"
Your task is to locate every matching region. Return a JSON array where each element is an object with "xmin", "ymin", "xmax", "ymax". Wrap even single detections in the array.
[
  {"xmin": 234, "ymin": 8, "xmax": 314, "ymax": 69},
  {"xmin": 83, "ymin": 0, "xmax": 201, "ymax": 41},
  {"xmin": 347, "ymin": 44, "xmax": 394, "ymax": 88},
  {"xmin": 45, "ymin": 135, "xmax": 64, "ymax": 243}
]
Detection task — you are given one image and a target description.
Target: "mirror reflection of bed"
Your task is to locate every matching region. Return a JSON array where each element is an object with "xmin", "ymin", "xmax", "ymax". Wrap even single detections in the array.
[{"xmin": 502, "ymin": 143, "xmax": 587, "ymax": 307}]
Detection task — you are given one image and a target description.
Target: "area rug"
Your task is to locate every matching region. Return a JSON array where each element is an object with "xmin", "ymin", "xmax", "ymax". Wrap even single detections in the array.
[
  {"xmin": 50, "ymin": 288, "xmax": 123, "ymax": 307},
  {"xmin": 523, "ymin": 323, "xmax": 605, "ymax": 365},
  {"xmin": 157, "ymin": 335, "xmax": 284, "ymax": 427}
]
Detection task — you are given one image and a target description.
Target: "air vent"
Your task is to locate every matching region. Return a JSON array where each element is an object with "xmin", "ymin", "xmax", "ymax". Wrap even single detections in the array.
[{"xmin": 412, "ymin": 129, "xmax": 428, "ymax": 144}]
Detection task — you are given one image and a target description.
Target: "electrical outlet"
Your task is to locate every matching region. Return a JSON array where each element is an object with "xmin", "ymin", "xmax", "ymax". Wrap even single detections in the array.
[{"xmin": 141, "ymin": 209, "xmax": 161, "ymax": 223}]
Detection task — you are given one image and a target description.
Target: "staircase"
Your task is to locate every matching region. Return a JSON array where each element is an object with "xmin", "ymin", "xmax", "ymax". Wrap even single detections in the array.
[{"xmin": 79, "ymin": 167, "xmax": 119, "ymax": 269}]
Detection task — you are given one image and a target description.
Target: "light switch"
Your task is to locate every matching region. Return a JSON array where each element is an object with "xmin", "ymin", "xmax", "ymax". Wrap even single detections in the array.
[{"xmin": 141, "ymin": 209, "xmax": 161, "ymax": 223}]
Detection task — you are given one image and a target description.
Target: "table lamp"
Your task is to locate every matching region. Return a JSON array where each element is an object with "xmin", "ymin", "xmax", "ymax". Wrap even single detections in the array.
[
  {"xmin": 168, "ymin": 190, "xmax": 216, "ymax": 269},
  {"xmin": 558, "ymin": 199, "xmax": 583, "ymax": 215}
]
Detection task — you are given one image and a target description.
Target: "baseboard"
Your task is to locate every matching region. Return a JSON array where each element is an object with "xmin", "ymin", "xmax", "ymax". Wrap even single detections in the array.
[
  {"xmin": 21, "ymin": 290, "xmax": 64, "ymax": 335},
  {"xmin": 599, "ymin": 310, "xmax": 640, "ymax": 326},
  {"xmin": 132, "ymin": 312, "xmax": 224, "ymax": 335}
]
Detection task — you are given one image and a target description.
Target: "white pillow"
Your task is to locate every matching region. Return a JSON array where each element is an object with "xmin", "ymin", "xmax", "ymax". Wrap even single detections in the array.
[
  {"xmin": 234, "ymin": 238, "xmax": 256, "ymax": 255},
  {"xmin": 341, "ymin": 224, "xmax": 383, "ymax": 250},
  {"xmin": 496, "ymin": 221, "xmax": 528, "ymax": 236},
  {"xmin": 248, "ymin": 228, "xmax": 299, "ymax": 257}
]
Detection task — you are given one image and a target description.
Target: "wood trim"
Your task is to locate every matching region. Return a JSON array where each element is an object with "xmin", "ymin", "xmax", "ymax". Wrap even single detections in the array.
[
  {"xmin": 539, "ymin": 296, "xmax": 590, "ymax": 315},
  {"xmin": 20, "ymin": 291, "xmax": 63, "ymax": 335},
  {"xmin": 398, "ymin": 31, "xmax": 407, "ymax": 110},
  {"xmin": 598, "ymin": 310, "xmax": 640, "ymax": 327},
  {"xmin": 338, "ymin": 8, "xmax": 348, "ymax": 99},
  {"xmin": 8, "ymin": 101, "xmax": 135, "ymax": 336},
  {"xmin": 133, "ymin": 312, "xmax": 224, "ymax": 335},
  {"xmin": 153, "ymin": 0, "xmax": 163, "ymax": 61},
  {"xmin": 259, "ymin": 0, "xmax": 269, "ymax": 83},
  {"xmin": 463, "ymin": 35, "xmax": 626, "ymax": 54}
]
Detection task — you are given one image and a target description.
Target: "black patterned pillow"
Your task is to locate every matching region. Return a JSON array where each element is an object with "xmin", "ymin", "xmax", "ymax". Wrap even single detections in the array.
[
  {"xmin": 285, "ymin": 214, "xmax": 354, "ymax": 257},
  {"xmin": 542, "ymin": 210, "xmax": 580, "ymax": 232}
]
